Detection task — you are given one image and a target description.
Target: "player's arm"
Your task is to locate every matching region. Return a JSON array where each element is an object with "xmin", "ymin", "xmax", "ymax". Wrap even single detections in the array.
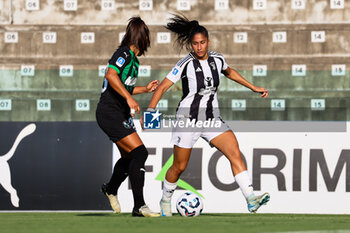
[
  {"xmin": 147, "ymin": 78, "xmax": 174, "ymax": 109},
  {"xmin": 223, "ymin": 67, "xmax": 268, "ymax": 98},
  {"xmin": 132, "ymin": 80, "xmax": 160, "ymax": 95},
  {"xmin": 105, "ymin": 68, "xmax": 140, "ymax": 114}
]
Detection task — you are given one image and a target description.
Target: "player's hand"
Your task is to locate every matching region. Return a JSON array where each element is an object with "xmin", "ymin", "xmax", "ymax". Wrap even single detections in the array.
[
  {"xmin": 145, "ymin": 80, "xmax": 160, "ymax": 93},
  {"xmin": 127, "ymin": 97, "xmax": 140, "ymax": 117},
  {"xmin": 253, "ymin": 86, "xmax": 269, "ymax": 98}
]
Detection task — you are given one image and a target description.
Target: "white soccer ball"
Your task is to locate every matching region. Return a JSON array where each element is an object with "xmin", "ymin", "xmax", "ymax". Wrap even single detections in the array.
[{"xmin": 176, "ymin": 192, "xmax": 203, "ymax": 217}]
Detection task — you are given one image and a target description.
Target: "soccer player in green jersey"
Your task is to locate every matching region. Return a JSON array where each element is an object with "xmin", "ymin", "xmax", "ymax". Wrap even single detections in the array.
[{"xmin": 96, "ymin": 16, "xmax": 160, "ymax": 217}]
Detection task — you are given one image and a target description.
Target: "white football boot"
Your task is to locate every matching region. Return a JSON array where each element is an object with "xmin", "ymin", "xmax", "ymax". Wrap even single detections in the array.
[
  {"xmin": 101, "ymin": 183, "xmax": 121, "ymax": 213},
  {"xmin": 247, "ymin": 192, "xmax": 270, "ymax": 213},
  {"xmin": 160, "ymin": 199, "xmax": 172, "ymax": 217},
  {"xmin": 132, "ymin": 205, "xmax": 160, "ymax": 217}
]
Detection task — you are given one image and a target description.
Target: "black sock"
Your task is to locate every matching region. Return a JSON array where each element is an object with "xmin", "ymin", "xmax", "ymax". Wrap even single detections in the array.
[
  {"xmin": 128, "ymin": 145, "xmax": 148, "ymax": 210},
  {"xmin": 107, "ymin": 157, "xmax": 131, "ymax": 195}
]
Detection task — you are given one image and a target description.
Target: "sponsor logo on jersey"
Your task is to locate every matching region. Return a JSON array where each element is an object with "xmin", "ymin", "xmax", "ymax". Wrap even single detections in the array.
[
  {"xmin": 172, "ymin": 67, "xmax": 179, "ymax": 75},
  {"xmin": 116, "ymin": 57, "xmax": 125, "ymax": 67},
  {"xmin": 124, "ymin": 76, "xmax": 137, "ymax": 86},
  {"xmin": 196, "ymin": 67, "xmax": 202, "ymax": 72}
]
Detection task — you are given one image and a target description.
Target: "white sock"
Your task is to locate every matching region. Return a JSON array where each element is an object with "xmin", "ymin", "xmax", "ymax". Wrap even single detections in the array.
[
  {"xmin": 234, "ymin": 170, "xmax": 254, "ymax": 200},
  {"xmin": 162, "ymin": 179, "xmax": 177, "ymax": 202}
]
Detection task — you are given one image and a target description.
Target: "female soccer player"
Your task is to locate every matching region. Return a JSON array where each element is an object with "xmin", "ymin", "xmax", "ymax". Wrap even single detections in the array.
[
  {"xmin": 144, "ymin": 14, "xmax": 270, "ymax": 216},
  {"xmin": 96, "ymin": 16, "xmax": 159, "ymax": 217}
]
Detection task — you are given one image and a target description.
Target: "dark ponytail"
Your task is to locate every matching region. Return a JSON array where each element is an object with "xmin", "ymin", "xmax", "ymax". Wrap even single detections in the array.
[{"xmin": 165, "ymin": 14, "xmax": 209, "ymax": 51}]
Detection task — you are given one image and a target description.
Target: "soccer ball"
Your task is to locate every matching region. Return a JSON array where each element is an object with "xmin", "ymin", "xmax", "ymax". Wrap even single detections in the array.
[{"xmin": 176, "ymin": 192, "xmax": 203, "ymax": 217}]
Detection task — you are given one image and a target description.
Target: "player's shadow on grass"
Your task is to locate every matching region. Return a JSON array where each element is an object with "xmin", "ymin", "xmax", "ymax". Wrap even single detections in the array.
[
  {"xmin": 201, "ymin": 213, "xmax": 244, "ymax": 217},
  {"xmin": 76, "ymin": 213, "xmax": 114, "ymax": 217}
]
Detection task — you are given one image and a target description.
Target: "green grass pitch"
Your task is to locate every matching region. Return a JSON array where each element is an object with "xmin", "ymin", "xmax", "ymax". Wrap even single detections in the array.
[{"xmin": 1, "ymin": 212, "xmax": 350, "ymax": 233}]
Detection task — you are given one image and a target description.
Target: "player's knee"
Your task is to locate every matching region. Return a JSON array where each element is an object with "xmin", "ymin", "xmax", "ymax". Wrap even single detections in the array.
[
  {"xmin": 129, "ymin": 145, "xmax": 148, "ymax": 168},
  {"xmin": 226, "ymin": 150, "xmax": 243, "ymax": 163},
  {"xmin": 172, "ymin": 162, "xmax": 187, "ymax": 174}
]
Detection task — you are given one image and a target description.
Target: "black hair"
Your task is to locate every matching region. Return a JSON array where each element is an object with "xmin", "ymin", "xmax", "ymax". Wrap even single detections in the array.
[
  {"xmin": 165, "ymin": 14, "xmax": 209, "ymax": 51},
  {"xmin": 120, "ymin": 16, "xmax": 150, "ymax": 56}
]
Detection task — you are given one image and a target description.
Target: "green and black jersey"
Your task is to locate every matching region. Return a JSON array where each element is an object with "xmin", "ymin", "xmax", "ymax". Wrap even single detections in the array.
[{"xmin": 99, "ymin": 46, "xmax": 139, "ymax": 110}]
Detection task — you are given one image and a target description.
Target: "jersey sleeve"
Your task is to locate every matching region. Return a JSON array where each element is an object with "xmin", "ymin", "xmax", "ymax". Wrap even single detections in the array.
[
  {"xmin": 108, "ymin": 48, "xmax": 131, "ymax": 75},
  {"xmin": 221, "ymin": 54, "xmax": 228, "ymax": 72},
  {"xmin": 166, "ymin": 65, "xmax": 183, "ymax": 84}
]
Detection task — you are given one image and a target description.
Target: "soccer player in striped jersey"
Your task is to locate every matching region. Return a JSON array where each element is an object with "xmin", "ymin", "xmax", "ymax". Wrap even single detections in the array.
[{"xmin": 143, "ymin": 14, "xmax": 270, "ymax": 216}]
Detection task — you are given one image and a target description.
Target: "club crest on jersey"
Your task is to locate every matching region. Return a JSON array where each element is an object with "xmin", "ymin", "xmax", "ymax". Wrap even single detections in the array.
[
  {"xmin": 172, "ymin": 68, "xmax": 179, "ymax": 75},
  {"xmin": 116, "ymin": 57, "xmax": 125, "ymax": 67},
  {"xmin": 199, "ymin": 77, "xmax": 216, "ymax": 95},
  {"xmin": 204, "ymin": 76, "xmax": 214, "ymax": 88},
  {"xmin": 123, "ymin": 117, "xmax": 135, "ymax": 129},
  {"xmin": 210, "ymin": 62, "xmax": 216, "ymax": 70}
]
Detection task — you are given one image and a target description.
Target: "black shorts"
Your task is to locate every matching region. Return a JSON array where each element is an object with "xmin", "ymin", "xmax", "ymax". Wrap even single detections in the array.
[{"xmin": 96, "ymin": 102, "xmax": 136, "ymax": 142}]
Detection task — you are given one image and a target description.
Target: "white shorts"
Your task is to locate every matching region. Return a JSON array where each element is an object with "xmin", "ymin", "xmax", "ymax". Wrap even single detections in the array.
[{"xmin": 170, "ymin": 117, "xmax": 231, "ymax": 148}]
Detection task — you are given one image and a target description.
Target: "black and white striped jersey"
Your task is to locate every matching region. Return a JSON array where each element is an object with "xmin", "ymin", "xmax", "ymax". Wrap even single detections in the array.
[{"xmin": 166, "ymin": 51, "xmax": 228, "ymax": 120}]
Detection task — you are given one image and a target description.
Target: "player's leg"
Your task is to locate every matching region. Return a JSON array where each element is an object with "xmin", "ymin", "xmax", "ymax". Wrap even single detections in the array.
[
  {"xmin": 117, "ymin": 132, "xmax": 159, "ymax": 217},
  {"xmin": 209, "ymin": 130, "xmax": 270, "ymax": 213},
  {"xmin": 96, "ymin": 105, "xmax": 158, "ymax": 216},
  {"xmin": 104, "ymin": 145, "xmax": 130, "ymax": 194},
  {"xmin": 101, "ymin": 145, "xmax": 131, "ymax": 213},
  {"xmin": 160, "ymin": 145, "xmax": 192, "ymax": 216},
  {"xmin": 165, "ymin": 146, "xmax": 192, "ymax": 183}
]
